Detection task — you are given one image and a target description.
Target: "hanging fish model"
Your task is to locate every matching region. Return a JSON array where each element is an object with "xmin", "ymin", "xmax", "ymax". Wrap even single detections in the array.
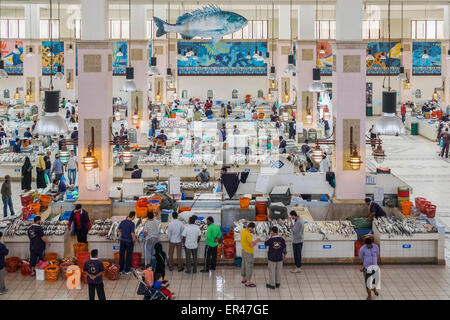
[{"xmin": 153, "ymin": 5, "xmax": 248, "ymax": 44}]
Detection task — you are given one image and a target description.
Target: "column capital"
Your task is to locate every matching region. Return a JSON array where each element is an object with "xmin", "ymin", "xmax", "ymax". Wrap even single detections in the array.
[
  {"xmin": 295, "ymin": 40, "xmax": 317, "ymax": 46},
  {"xmin": 77, "ymin": 41, "xmax": 114, "ymax": 50},
  {"xmin": 333, "ymin": 41, "xmax": 368, "ymax": 50}
]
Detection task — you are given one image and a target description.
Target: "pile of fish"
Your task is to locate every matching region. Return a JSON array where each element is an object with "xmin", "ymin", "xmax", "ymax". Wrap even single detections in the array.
[
  {"xmin": 181, "ymin": 182, "xmax": 215, "ymax": 190},
  {"xmin": 305, "ymin": 221, "xmax": 356, "ymax": 240},
  {"xmin": 160, "ymin": 118, "xmax": 188, "ymax": 129},
  {"xmin": 3, "ymin": 218, "xmax": 68, "ymax": 237},
  {"xmin": 233, "ymin": 219, "xmax": 291, "ymax": 241},
  {"xmin": 88, "ymin": 219, "xmax": 113, "ymax": 236},
  {"xmin": 41, "ymin": 220, "xmax": 69, "ymax": 236},
  {"xmin": 0, "ymin": 153, "xmax": 38, "ymax": 163},
  {"xmin": 374, "ymin": 217, "xmax": 430, "ymax": 237}
]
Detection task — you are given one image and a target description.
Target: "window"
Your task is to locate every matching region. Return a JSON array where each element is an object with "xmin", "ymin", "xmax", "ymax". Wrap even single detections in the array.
[
  {"xmin": 109, "ymin": 19, "xmax": 129, "ymax": 39},
  {"xmin": 411, "ymin": 20, "xmax": 444, "ymax": 39},
  {"xmin": 39, "ymin": 19, "xmax": 59, "ymax": 39},
  {"xmin": 314, "ymin": 20, "xmax": 336, "ymax": 40},
  {"xmin": 178, "ymin": 20, "xmax": 268, "ymax": 40},
  {"xmin": 74, "ymin": 19, "xmax": 81, "ymax": 39},
  {"xmin": 0, "ymin": 19, "xmax": 25, "ymax": 39},
  {"xmin": 362, "ymin": 20, "xmax": 380, "ymax": 39}
]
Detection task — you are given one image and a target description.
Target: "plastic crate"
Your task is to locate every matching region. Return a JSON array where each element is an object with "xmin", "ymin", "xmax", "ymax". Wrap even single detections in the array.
[
  {"xmin": 269, "ymin": 186, "xmax": 291, "ymax": 205},
  {"xmin": 355, "ymin": 228, "xmax": 372, "ymax": 242}
]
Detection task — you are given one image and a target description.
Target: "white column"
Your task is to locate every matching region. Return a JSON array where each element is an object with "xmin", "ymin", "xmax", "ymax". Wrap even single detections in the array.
[
  {"xmin": 336, "ymin": 0, "xmax": 363, "ymax": 41},
  {"xmin": 278, "ymin": 5, "xmax": 291, "ymax": 40},
  {"xmin": 298, "ymin": 5, "xmax": 315, "ymax": 41},
  {"xmin": 81, "ymin": 0, "xmax": 109, "ymax": 41},
  {"xmin": 444, "ymin": 5, "xmax": 450, "ymax": 40},
  {"xmin": 131, "ymin": 4, "xmax": 147, "ymax": 40}
]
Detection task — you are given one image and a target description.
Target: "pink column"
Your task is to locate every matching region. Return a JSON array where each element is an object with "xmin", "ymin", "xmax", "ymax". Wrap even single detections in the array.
[
  {"xmin": 444, "ymin": 41, "xmax": 450, "ymax": 104},
  {"xmin": 77, "ymin": 41, "xmax": 113, "ymax": 201},
  {"xmin": 23, "ymin": 40, "xmax": 42, "ymax": 110},
  {"xmin": 296, "ymin": 40, "xmax": 318, "ymax": 130},
  {"xmin": 332, "ymin": 42, "xmax": 367, "ymax": 199},
  {"xmin": 399, "ymin": 41, "xmax": 413, "ymax": 102}
]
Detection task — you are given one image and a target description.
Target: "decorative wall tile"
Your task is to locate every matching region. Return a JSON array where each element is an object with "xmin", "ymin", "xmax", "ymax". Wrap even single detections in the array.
[
  {"xmin": 343, "ymin": 119, "xmax": 361, "ymax": 171},
  {"xmin": 343, "ymin": 55, "xmax": 360, "ymax": 73},
  {"xmin": 302, "ymin": 49, "xmax": 313, "ymax": 61},
  {"xmin": 131, "ymin": 48, "xmax": 143, "ymax": 61},
  {"xmin": 83, "ymin": 54, "xmax": 102, "ymax": 73}
]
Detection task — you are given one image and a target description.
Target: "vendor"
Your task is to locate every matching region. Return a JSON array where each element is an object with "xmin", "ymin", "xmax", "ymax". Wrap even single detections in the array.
[
  {"xmin": 51, "ymin": 178, "xmax": 67, "ymax": 202},
  {"xmin": 365, "ymin": 198, "xmax": 386, "ymax": 220},
  {"xmin": 196, "ymin": 165, "xmax": 210, "ymax": 183},
  {"xmin": 131, "ymin": 165, "xmax": 143, "ymax": 179},
  {"xmin": 233, "ymin": 125, "xmax": 240, "ymax": 135},
  {"xmin": 24, "ymin": 128, "xmax": 32, "ymax": 139},
  {"xmin": 13, "ymin": 138, "xmax": 21, "ymax": 153},
  {"xmin": 205, "ymin": 108, "xmax": 213, "ymax": 118},
  {"xmin": 0, "ymin": 127, "xmax": 6, "ymax": 146},
  {"xmin": 271, "ymin": 112, "xmax": 278, "ymax": 122},
  {"xmin": 155, "ymin": 129, "xmax": 167, "ymax": 143}
]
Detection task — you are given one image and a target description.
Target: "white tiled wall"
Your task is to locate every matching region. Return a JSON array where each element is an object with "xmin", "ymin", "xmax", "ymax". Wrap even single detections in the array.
[{"xmin": 380, "ymin": 240, "xmax": 437, "ymax": 258}]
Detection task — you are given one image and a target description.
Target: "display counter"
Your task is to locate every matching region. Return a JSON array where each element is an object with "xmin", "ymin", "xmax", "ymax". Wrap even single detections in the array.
[
  {"xmin": 3, "ymin": 231, "xmax": 70, "ymax": 259},
  {"xmin": 405, "ymin": 114, "xmax": 437, "ymax": 141},
  {"xmin": 372, "ymin": 221, "xmax": 445, "ymax": 264}
]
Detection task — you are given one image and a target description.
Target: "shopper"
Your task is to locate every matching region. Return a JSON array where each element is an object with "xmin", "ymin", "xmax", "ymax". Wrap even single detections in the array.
[
  {"xmin": 401, "ymin": 103, "xmax": 406, "ymax": 123},
  {"xmin": 358, "ymin": 237, "xmax": 380, "ymax": 300},
  {"xmin": 151, "ymin": 115, "xmax": 158, "ymax": 137},
  {"xmin": 369, "ymin": 125, "xmax": 377, "ymax": 149},
  {"xmin": 167, "ymin": 212, "xmax": 184, "ymax": 272},
  {"xmin": 0, "ymin": 128, "xmax": 6, "ymax": 146},
  {"xmin": 288, "ymin": 118, "xmax": 296, "ymax": 140},
  {"xmin": 279, "ymin": 136, "xmax": 287, "ymax": 154},
  {"xmin": 21, "ymin": 156, "xmax": 32, "ymax": 191},
  {"xmin": 13, "ymin": 138, "xmax": 21, "ymax": 153},
  {"xmin": 365, "ymin": 198, "xmax": 386, "ymax": 220},
  {"xmin": 240, "ymin": 222, "xmax": 259, "ymax": 287},
  {"xmin": 182, "ymin": 215, "xmax": 201, "ymax": 274},
  {"xmin": 28, "ymin": 216, "xmax": 50, "ymax": 276},
  {"xmin": 143, "ymin": 211, "xmax": 160, "ymax": 266},
  {"xmin": 43, "ymin": 151, "xmax": 52, "ymax": 183},
  {"xmin": 319, "ymin": 153, "xmax": 331, "ymax": 173},
  {"xmin": 1, "ymin": 175, "xmax": 15, "ymax": 218},
  {"xmin": 67, "ymin": 150, "xmax": 78, "ymax": 185},
  {"xmin": 219, "ymin": 125, "xmax": 227, "ymax": 142},
  {"xmin": 441, "ymin": 128, "xmax": 450, "ymax": 158},
  {"xmin": 118, "ymin": 211, "xmax": 137, "ymax": 274},
  {"xmin": 289, "ymin": 210, "xmax": 304, "ymax": 273},
  {"xmin": 437, "ymin": 120, "xmax": 444, "ymax": 143},
  {"xmin": 0, "ymin": 232, "xmax": 8, "ymax": 295},
  {"xmin": 196, "ymin": 165, "xmax": 210, "ymax": 183},
  {"xmin": 265, "ymin": 226, "xmax": 287, "ymax": 289},
  {"xmin": 154, "ymin": 242, "xmax": 167, "ymax": 279},
  {"xmin": 36, "ymin": 156, "xmax": 47, "ymax": 189},
  {"xmin": 155, "ymin": 129, "xmax": 168, "ymax": 143},
  {"xmin": 120, "ymin": 124, "xmax": 126, "ymax": 136},
  {"xmin": 68, "ymin": 204, "xmax": 92, "ymax": 244},
  {"xmin": 131, "ymin": 165, "xmax": 143, "ymax": 179},
  {"xmin": 83, "ymin": 249, "xmax": 106, "ymax": 301},
  {"xmin": 324, "ymin": 120, "xmax": 331, "ymax": 137},
  {"xmin": 24, "ymin": 128, "xmax": 32, "ymax": 139},
  {"xmin": 201, "ymin": 216, "xmax": 222, "ymax": 273},
  {"xmin": 51, "ymin": 154, "xmax": 64, "ymax": 181}
]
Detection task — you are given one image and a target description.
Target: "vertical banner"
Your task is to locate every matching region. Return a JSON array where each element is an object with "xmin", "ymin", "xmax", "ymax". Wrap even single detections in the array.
[
  {"xmin": 0, "ymin": 41, "xmax": 24, "ymax": 75},
  {"xmin": 412, "ymin": 41, "xmax": 441, "ymax": 75},
  {"xmin": 343, "ymin": 119, "xmax": 361, "ymax": 171},
  {"xmin": 41, "ymin": 41, "xmax": 64, "ymax": 75},
  {"xmin": 112, "ymin": 41, "xmax": 127, "ymax": 75},
  {"xmin": 366, "ymin": 42, "xmax": 401, "ymax": 75},
  {"xmin": 317, "ymin": 42, "xmax": 332, "ymax": 76}
]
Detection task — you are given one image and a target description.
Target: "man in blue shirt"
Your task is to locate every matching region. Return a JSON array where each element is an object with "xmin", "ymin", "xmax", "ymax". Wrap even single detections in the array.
[
  {"xmin": 83, "ymin": 249, "xmax": 106, "ymax": 300},
  {"xmin": 13, "ymin": 139, "xmax": 21, "ymax": 153},
  {"xmin": 70, "ymin": 127, "xmax": 78, "ymax": 156},
  {"xmin": 118, "ymin": 211, "xmax": 137, "ymax": 274},
  {"xmin": 24, "ymin": 128, "xmax": 32, "ymax": 139},
  {"xmin": 279, "ymin": 136, "xmax": 287, "ymax": 154},
  {"xmin": 0, "ymin": 128, "xmax": 6, "ymax": 146},
  {"xmin": 365, "ymin": 198, "xmax": 386, "ymax": 220},
  {"xmin": 52, "ymin": 178, "xmax": 66, "ymax": 202},
  {"xmin": 51, "ymin": 154, "xmax": 64, "ymax": 181}
]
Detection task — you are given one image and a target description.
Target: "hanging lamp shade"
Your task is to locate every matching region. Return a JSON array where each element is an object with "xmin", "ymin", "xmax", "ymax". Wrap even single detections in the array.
[
  {"xmin": 114, "ymin": 109, "xmax": 121, "ymax": 121},
  {"xmin": 268, "ymin": 65, "xmax": 277, "ymax": 80},
  {"xmin": 117, "ymin": 47, "xmax": 124, "ymax": 57},
  {"xmin": 82, "ymin": 149, "xmax": 98, "ymax": 170},
  {"xmin": 59, "ymin": 148, "xmax": 70, "ymax": 164},
  {"xmin": 308, "ymin": 68, "xmax": 326, "ymax": 92},
  {"xmin": 372, "ymin": 144, "xmax": 386, "ymax": 164},
  {"xmin": 348, "ymin": 151, "xmax": 363, "ymax": 170},
  {"xmin": 121, "ymin": 67, "xmax": 137, "ymax": 92},
  {"xmin": 311, "ymin": 145, "xmax": 323, "ymax": 163},
  {"xmin": 373, "ymin": 91, "xmax": 405, "ymax": 135},
  {"xmin": 121, "ymin": 146, "xmax": 133, "ymax": 164},
  {"xmin": 26, "ymin": 46, "xmax": 35, "ymax": 57},
  {"xmin": 166, "ymin": 68, "xmax": 173, "ymax": 82},
  {"xmin": 319, "ymin": 46, "xmax": 325, "ymax": 54},
  {"xmin": 34, "ymin": 90, "xmax": 68, "ymax": 136},
  {"xmin": 366, "ymin": 49, "xmax": 374, "ymax": 61},
  {"xmin": 147, "ymin": 57, "xmax": 161, "ymax": 76},
  {"xmin": 397, "ymin": 66, "xmax": 407, "ymax": 81},
  {"xmin": 422, "ymin": 50, "xmax": 429, "ymax": 59},
  {"xmin": 67, "ymin": 44, "xmax": 74, "ymax": 53},
  {"xmin": 284, "ymin": 55, "xmax": 296, "ymax": 74},
  {"xmin": 54, "ymin": 65, "xmax": 64, "ymax": 80}
]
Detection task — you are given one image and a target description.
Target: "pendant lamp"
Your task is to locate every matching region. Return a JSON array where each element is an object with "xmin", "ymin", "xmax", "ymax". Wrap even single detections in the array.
[
  {"xmin": 121, "ymin": 0, "xmax": 137, "ymax": 92},
  {"xmin": 308, "ymin": 68, "xmax": 326, "ymax": 92},
  {"xmin": 148, "ymin": 57, "xmax": 161, "ymax": 76}
]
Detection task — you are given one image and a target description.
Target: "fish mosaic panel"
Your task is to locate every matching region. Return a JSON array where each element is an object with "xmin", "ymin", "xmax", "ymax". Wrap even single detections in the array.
[
  {"xmin": 412, "ymin": 41, "xmax": 441, "ymax": 75},
  {"xmin": 41, "ymin": 41, "xmax": 64, "ymax": 75},
  {"xmin": 317, "ymin": 41, "xmax": 332, "ymax": 76},
  {"xmin": 112, "ymin": 41, "xmax": 127, "ymax": 75},
  {"xmin": 153, "ymin": 5, "xmax": 247, "ymax": 44},
  {"xmin": 366, "ymin": 42, "xmax": 400, "ymax": 75},
  {"xmin": 0, "ymin": 41, "xmax": 23, "ymax": 75},
  {"xmin": 177, "ymin": 41, "xmax": 268, "ymax": 76}
]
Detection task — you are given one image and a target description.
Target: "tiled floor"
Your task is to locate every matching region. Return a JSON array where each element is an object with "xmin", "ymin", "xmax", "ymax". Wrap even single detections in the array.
[{"xmin": 1, "ymin": 264, "xmax": 450, "ymax": 300}]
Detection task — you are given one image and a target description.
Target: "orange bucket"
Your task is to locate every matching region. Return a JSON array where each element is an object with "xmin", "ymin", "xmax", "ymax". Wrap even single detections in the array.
[
  {"xmin": 136, "ymin": 198, "xmax": 149, "ymax": 208},
  {"xmin": 102, "ymin": 261, "xmax": 111, "ymax": 270},
  {"xmin": 44, "ymin": 252, "xmax": 58, "ymax": 261},
  {"xmin": 44, "ymin": 265, "xmax": 60, "ymax": 282},
  {"xmin": 258, "ymin": 112, "xmax": 264, "ymax": 119},
  {"xmin": 424, "ymin": 113, "xmax": 430, "ymax": 119},
  {"xmin": 28, "ymin": 203, "xmax": 41, "ymax": 214},
  {"xmin": 179, "ymin": 207, "xmax": 191, "ymax": 213},
  {"xmin": 150, "ymin": 196, "xmax": 162, "ymax": 202},
  {"xmin": 39, "ymin": 194, "xmax": 51, "ymax": 208},
  {"xmin": 73, "ymin": 242, "xmax": 88, "ymax": 256},
  {"xmin": 148, "ymin": 203, "xmax": 160, "ymax": 215},
  {"xmin": 255, "ymin": 201, "xmax": 267, "ymax": 215},
  {"xmin": 170, "ymin": 112, "xmax": 176, "ymax": 119},
  {"xmin": 136, "ymin": 206, "xmax": 148, "ymax": 218},
  {"xmin": 437, "ymin": 111, "xmax": 443, "ymax": 119},
  {"xmin": 239, "ymin": 197, "xmax": 250, "ymax": 210},
  {"xmin": 223, "ymin": 238, "xmax": 234, "ymax": 246},
  {"xmin": 256, "ymin": 214, "xmax": 268, "ymax": 221},
  {"xmin": 432, "ymin": 110, "xmax": 437, "ymax": 118}
]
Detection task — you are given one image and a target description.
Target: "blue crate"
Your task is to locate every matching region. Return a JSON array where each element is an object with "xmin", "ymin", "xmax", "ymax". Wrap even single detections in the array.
[
  {"xmin": 60, "ymin": 210, "xmax": 72, "ymax": 221},
  {"xmin": 355, "ymin": 228, "xmax": 372, "ymax": 241},
  {"xmin": 220, "ymin": 226, "xmax": 231, "ymax": 235}
]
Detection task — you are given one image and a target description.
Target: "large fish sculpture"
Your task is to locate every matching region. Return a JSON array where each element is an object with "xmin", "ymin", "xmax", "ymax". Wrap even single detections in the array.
[{"xmin": 153, "ymin": 5, "xmax": 248, "ymax": 44}]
